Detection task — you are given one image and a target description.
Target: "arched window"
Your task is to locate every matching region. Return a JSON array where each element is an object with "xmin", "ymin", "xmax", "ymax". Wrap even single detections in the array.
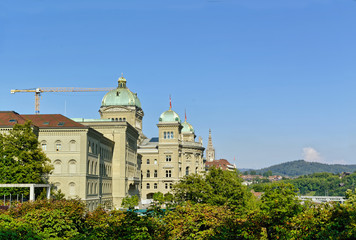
[
  {"xmin": 41, "ymin": 141, "xmax": 47, "ymax": 151},
  {"xmin": 154, "ymin": 183, "xmax": 157, "ymax": 189},
  {"xmin": 54, "ymin": 182, "xmax": 61, "ymax": 191},
  {"xmin": 195, "ymin": 167, "xmax": 198, "ymax": 174},
  {"xmin": 69, "ymin": 182, "xmax": 76, "ymax": 196},
  {"xmin": 154, "ymin": 170, "xmax": 158, "ymax": 178},
  {"xmin": 87, "ymin": 160, "xmax": 91, "ymax": 174},
  {"xmin": 91, "ymin": 161, "xmax": 94, "ymax": 174},
  {"xmin": 53, "ymin": 160, "xmax": 62, "ymax": 174},
  {"xmin": 186, "ymin": 167, "xmax": 189, "ymax": 176},
  {"xmin": 55, "ymin": 140, "xmax": 62, "ymax": 151},
  {"xmin": 69, "ymin": 140, "xmax": 76, "ymax": 151},
  {"xmin": 166, "ymin": 170, "xmax": 172, "ymax": 178},
  {"xmin": 147, "ymin": 159, "xmax": 150, "ymax": 164},
  {"xmin": 146, "ymin": 183, "xmax": 150, "ymax": 189},
  {"xmin": 146, "ymin": 170, "xmax": 150, "ymax": 178},
  {"xmin": 68, "ymin": 160, "xmax": 77, "ymax": 174}
]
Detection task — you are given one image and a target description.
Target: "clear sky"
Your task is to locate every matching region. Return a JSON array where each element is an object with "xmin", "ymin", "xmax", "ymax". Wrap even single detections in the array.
[{"xmin": 1, "ymin": 0, "xmax": 356, "ymax": 168}]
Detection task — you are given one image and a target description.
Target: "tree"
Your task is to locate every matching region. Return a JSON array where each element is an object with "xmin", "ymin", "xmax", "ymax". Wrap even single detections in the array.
[
  {"xmin": 0, "ymin": 121, "xmax": 53, "ymax": 196},
  {"xmin": 173, "ymin": 167, "xmax": 253, "ymax": 213},
  {"xmin": 121, "ymin": 195, "xmax": 139, "ymax": 210},
  {"xmin": 257, "ymin": 182, "xmax": 303, "ymax": 240}
]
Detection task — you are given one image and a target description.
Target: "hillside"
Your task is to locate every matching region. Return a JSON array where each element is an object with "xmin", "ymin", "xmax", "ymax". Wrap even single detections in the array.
[{"xmin": 256, "ymin": 160, "xmax": 356, "ymax": 177}]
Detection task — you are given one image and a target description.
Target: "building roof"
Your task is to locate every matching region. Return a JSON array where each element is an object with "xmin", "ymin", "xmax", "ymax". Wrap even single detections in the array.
[
  {"xmin": 206, "ymin": 159, "xmax": 236, "ymax": 171},
  {"xmin": 159, "ymin": 109, "xmax": 181, "ymax": 123},
  {"xmin": 181, "ymin": 120, "xmax": 194, "ymax": 133},
  {"xmin": 22, "ymin": 114, "xmax": 87, "ymax": 128},
  {"xmin": 0, "ymin": 111, "xmax": 29, "ymax": 127},
  {"xmin": 0, "ymin": 111, "xmax": 86, "ymax": 129}
]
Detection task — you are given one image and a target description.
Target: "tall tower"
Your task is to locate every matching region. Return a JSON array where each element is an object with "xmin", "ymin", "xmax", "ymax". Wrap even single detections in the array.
[{"xmin": 206, "ymin": 129, "xmax": 215, "ymax": 162}]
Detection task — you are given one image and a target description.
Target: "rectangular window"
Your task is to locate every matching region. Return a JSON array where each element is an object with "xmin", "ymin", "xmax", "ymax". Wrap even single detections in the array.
[
  {"xmin": 166, "ymin": 170, "xmax": 172, "ymax": 178},
  {"xmin": 164, "ymin": 132, "xmax": 167, "ymax": 139},
  {"xmin": 165, "ymin": 183, "xmax": 168, "ymax": 189},
  {"xmin": 170, "ymin": 131, "xmax": 174, "ymax": 139},
  {"xmin": 154, "ymin": 183, "xmax": 157, "ymax": 189},
  {"xmin": 154, "ymin": 170, "xmax": 157, "ymax": 177},
  {"xmin": 147, "ymin": 159, "xmax": 150, "ymax": 164},
  {"xmin": 154, "ymin": 159, "xmax": 157, "ymax": 164},
  {"xmin": 166, "ymin": 155, "xmax": 171, "ymax": 162},
  {"xmin": 146, "ymin": 183, "xmax": 150, "ymax": 189}
]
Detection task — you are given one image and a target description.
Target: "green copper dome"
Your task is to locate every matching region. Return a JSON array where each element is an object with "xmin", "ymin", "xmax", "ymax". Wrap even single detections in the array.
[
  {"xmin": 181, "ymin": 120, "xmax": 194, "ymax": 133},
  {"xmin": 101, "ymin": 76, "xmax": 142, "ymax": 108},
  {"xmin": 159, "ymin": 109, "xmax": 181, "ymax": 122}
]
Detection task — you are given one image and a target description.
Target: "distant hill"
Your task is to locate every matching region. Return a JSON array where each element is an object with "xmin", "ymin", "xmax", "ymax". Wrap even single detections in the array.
[{"xmin": 256, "ymin": 160, "xmax": 356, "ymax": 177}]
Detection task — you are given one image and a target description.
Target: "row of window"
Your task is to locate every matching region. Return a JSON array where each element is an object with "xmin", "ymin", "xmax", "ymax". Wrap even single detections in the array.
[
  {"xmin": 41, "ymin": 140, "xmax": 76, "ymax": 152},
  {"xmin": 87, "ymin": 182, "xmax": 112, "ymax": 195},
  {"xmin": 109, "ymin": 117, "xmax": 126, "ymax": 121},
  {"xmin": 163, "ymin": 131, "xmax": 174, "ymax": 139},
  {"xmin": 145, "ymin": 168, "xmax": 192, "ymax": 178},
  {"xmin": 88, "ymin": 141, "xmax": 112, "ymax": 160},
  {"xmin": 146, "ymin": 170, "xmax": 158, "ymax": 178},
  {"xmin": 54, "ymin": 182, "xmax": 76, "ymax": 196},
  {"xmin": 53, "ymin": 160, "xmax": 77, "ymax": 174},
  {"xmin": 146, "ymin": 182, "xmax": 173, "ymax": 189},
  {"xmin": 146, "ymin": 159, "xmax": 157, "ymax": 164}
]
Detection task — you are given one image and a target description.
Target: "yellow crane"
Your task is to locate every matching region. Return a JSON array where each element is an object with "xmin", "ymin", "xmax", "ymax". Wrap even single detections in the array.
[{"xmin": 10, "ymin": 87, "xmax": 115, "ymax": 114}]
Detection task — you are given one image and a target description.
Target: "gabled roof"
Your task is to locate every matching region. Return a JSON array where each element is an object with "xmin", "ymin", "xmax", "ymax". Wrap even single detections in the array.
[
  {"xmin": 0, "ymin": 111, "xmax": 28, "ymax": 127},
  {"xmin": 22, "ymin": 114, "xmax": 87, "ymax": 128}
]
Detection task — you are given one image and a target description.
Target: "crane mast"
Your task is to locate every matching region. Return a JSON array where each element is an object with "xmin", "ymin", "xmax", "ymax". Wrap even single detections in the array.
[{"xmin": 11, "ymin": 87, "xmax": 115, "ymax": 114}]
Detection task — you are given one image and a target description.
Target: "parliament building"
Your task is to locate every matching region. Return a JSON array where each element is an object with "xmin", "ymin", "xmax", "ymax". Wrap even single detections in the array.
[{"xmin": 0, "ymin": 76, "xmax": 206, "ymax": 209}]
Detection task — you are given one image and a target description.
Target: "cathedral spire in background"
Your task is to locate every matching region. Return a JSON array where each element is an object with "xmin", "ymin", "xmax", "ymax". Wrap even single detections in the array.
[{"xmin": 206, "ymin": 129, "xmax": 215, "ymax": 162}]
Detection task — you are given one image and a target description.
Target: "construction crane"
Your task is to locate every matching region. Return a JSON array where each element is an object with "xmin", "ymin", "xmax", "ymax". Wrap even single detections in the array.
[{"xmin": 11, "ymin": 87, "xmax": 115, "ymax": 114}]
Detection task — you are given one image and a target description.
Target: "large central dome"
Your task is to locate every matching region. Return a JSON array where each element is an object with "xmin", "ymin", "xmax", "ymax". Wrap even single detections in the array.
[{"xmin": 101, "ymin": 76, "xmax": 141, "ymax": 108}]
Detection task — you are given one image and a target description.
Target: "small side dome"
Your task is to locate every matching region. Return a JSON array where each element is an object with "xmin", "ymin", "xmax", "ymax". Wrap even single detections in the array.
[
  {"xmin": 159, "ymin": 109, "xmax": 181, "ymax": 122},
  {"xmin": 182, "ymin": 120, "xmax": 194, "ymax": 133}
]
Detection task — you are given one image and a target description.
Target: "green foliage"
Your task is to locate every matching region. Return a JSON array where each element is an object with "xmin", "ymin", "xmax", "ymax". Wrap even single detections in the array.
[
  {"xmin": 5, "ymin": 199, "xmax": 86, "ymax": 239},
  {"xmin": 0, "ymin": 214, "xmax": 42, "ymax": 239},
  {"xmin": 252, "ymin": 172, "xmax": 356, "ymax": 196},
  {"xmin": 256, "ymin": 183, "xmax": 303, "ymax": 240},
  {"xmin": 257, "ymin": 159, "xmax": 356, "ymax": 177},
  {"xmin": 173, "ymin": 167, "xmax": 253, "ymax": 213},
  {"xmin": 262, "ymin": 170, "xmax": 272, "ymax": 177},
  {"xmin": 121, "ymin": 195, "xmax": 139, "ymax": 210},
  {"xmin": 0, "ymin": 121, "xmax": 53, "ymax": 196},
  {"xmin": 81, "ymin": 207, "xmax": 161, "ymax": 239},
  {"xmin": 162, "ymin": 202, "xmax": 246, "ymax": 240}
]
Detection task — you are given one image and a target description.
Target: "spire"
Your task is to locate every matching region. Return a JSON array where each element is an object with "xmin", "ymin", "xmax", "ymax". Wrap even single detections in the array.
[
  {"xmin": 169, "ymin": 95, "xmax": 172, "ymax": 110},
  {"xmin": 185, "ymin": 109, "xmax": 187, "ymax": 122},
  {"xmin": 206, "ymin": 129, "xmax": 215, "ymax": 162}
]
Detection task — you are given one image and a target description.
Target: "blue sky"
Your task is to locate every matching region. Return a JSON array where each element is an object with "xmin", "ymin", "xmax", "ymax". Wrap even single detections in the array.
[{"xmin": 1, "ymin": 0, "xmax": 356, "ymax": 168}]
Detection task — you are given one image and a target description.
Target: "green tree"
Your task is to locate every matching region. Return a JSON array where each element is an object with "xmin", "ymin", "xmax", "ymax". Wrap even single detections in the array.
[
  {"xmin": 173, "ymin": 167, "xmax": 253, "ymax": 213},
  {"xmin": 257, "ymin": 182, "xmax": 303, "ymax": 240},
  {"xmin": 0, "ymin": 121, "xmax": 53, "ymax": 196},
  {"xmin": 121, "ymin": 195, "xmax": 139, "ymax": 210},
  {"xmin": 262, "ymin": 170, "xmax": 272, "ymax": 177}
]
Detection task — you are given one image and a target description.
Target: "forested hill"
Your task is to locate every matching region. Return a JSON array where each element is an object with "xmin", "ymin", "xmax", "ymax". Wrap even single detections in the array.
[{"xmin": 257, "ymin": 160, "xmax": 356, "ymax": 177}]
